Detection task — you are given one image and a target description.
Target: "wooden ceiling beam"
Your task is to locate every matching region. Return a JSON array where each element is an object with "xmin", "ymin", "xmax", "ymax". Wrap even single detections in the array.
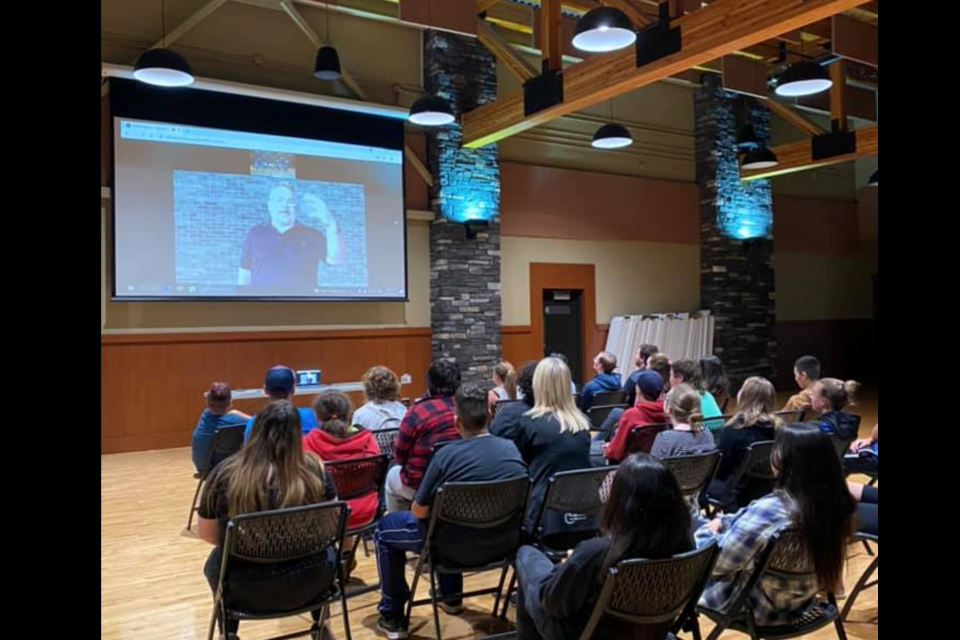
[
  {"xmin": 464, "ymin": 0, "xmax": 871, "ymax": 148},
  {"xmin": 741, "ymin": 124, "xmax": 877, "ymax": 181},
  {"xmin": 477, "ymin": 18, "xmax": 539, "ymax": 81}
]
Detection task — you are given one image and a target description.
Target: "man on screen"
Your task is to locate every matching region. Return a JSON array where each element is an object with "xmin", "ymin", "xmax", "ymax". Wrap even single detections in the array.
[{"xmin": 238, "ymin": 182, "xmax": 345, "ymax": 292}]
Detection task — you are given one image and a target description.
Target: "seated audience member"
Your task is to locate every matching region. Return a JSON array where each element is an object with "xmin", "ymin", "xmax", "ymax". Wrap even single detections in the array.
[
  {"xmin": 701, "ymin": 356, "xmax": 731, "ymax": 413},
  {"xmin": 198, "ymin": 401, "xmax": 338, "ymax": 640},
  {"xmin": 373, "ymin": 384, "xmax": 528, "ymax": 639},
  {"xmin": 651, "ymin": 384, "xmax": 717, "ymax": 460},
  {"xmin": 622, "ymin": 344, "xmax": 660, "ymax": 408},
  {"xmin": 488, "ymin": 361, "xmax": 519, "ymax": 412},
  {"xmin": 385, "ymin": 360, "xmax": 461, "ymax": 513},
  {"xmin": 647, "ymin": 353, "xmax": 673, "ymax": 394},
  {"xmin": 495, "ymin": 357, "xmax": 592, "ymax": 533},
  {"xmin": 670, "ymin": 359, "xmax": 724, "ymax": 429},
  {"xmin": 491, "ymin": 361, "xmax": 538, "ymax": 435},
  {"xmin": 303, "ymin": 391, "xmax": 380, "ymax": 553},
  {"xmin": 192, "ymin": 382, "xmax": 250, "ymax": 473},
  {"xmin": 549, "ymin": 352, "xmax": 580, "ymax": 395},
  {"xmin": 579, "ymin": 352, "xmax": 623, "ymax": 414},
  {"xmin": 706, "ymin": 377, "xmax": 781, "ymax": 513},
  {"xmin": 515, "ymin": 454, "xmax": 694, "ymax": 640},
  {"xmin": 603, "ymin": 371, "xmax": 669, "ymax": 464},
  {"xmin": 848, "ymin": 481, "xmax": 878, "ymax": 537},
  {"xmin": 244, "ymin": 366, "xmax": 319, "ymax": 441},
  {"xmin": 696, "ymin": 424, "xmax": 856, "ymax": 626},
  {"xmin": 353, "ymin": 367, "xmax": 408, "ymax": 432},
  {"xmin": 783, "ymin": 355, "xmax": 822, "ymax": 414},
  {"xmin": 846, "ymin": 424, "xmax": 878, "ymax": 476},
  {"xmin": 810, "ymin": 378, "xmax": 863, "ymax": 442}
]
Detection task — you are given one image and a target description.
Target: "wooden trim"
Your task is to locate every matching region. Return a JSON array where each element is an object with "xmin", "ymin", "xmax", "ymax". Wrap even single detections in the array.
[
  {"xmin": 502, "ymin": 325, "xmax": 534, "ymax": 335},
  {"xmin": 101, "ymin": 327, "xmax": 432, "ymax": 347},
  {"xmin": 529, "ymin": 263, "xmax": 601, "ymax": 384},
  {"xmin": 463, "ymin": 0, "xmax": 866, "ymax": 148},
  {"xmin": 102, "ymin": 326, "xmax": 434, "ymax": 454}
]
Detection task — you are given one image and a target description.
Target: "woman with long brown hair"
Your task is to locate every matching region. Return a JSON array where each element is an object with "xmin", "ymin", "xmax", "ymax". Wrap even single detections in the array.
[
  {"xmin": 697, "ymin": 423, "xmax": 856, "ymax": 626},
  {"xmin": 197, "ymin": 400, "xmax": 339, "ymax": 640}
]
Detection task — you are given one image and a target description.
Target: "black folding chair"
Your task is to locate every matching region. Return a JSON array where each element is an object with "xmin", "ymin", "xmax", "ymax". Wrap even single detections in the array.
[
  {"xmin": 588, "ymin": 403, "xmax": 630, "ymax": 432},
  {"xmin": 324, "ymin": 455, "xmax": 390, "ymax": 593},
  {"xmin": 592, "ymin": 390, "xmax": 628, "ymax": 408},
  {"xmin": 208, "ymin": 501, "xmax": 353, "ymax": 640},
  {"xmin": 663, "ymin": 451, "xmax": 722, "ymax": 507},
  {"xmin": 625, "ymin": 423, "xmax": 671, "ymax": 456},
  {"xmin": 580, "ymin": 542, "xmax": 719, "ymax": 640},
  {"xmin": 706, "ymin": 440, "xmax": 775, "ymax": 517},
  {"xmin": 374, "ymin": 427, "xmax": 401, "ymax": 465},
  {"xmin": 699, "ymin": 528, "xmax": 849, "ymax": 640},
  {"xmin": 775, "ymin": 410, "xmax": 807, "ymax": 424},
  {"xmin": 842, "ymin": 533, "xmax": 878, "ymax": 621},
  {"xmin": 187, "ymin": 426, "xmax": 245, "ymax": 533},
  {"xmin": 533, "ymin": 467, "xmax": 619, "ymax": 560},
  {"xmin": 406, "ymin": 476, "xmax": 531, "ymax": 640}
]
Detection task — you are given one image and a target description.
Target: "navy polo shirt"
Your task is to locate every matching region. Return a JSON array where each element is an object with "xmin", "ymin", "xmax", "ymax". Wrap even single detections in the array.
[{"xmin": 240, "ymin": 223, "xmax": 326, "ymax": 291}]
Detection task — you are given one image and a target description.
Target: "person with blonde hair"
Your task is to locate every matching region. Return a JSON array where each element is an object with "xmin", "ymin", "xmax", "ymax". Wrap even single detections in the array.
[
  {"xmin": 810, "ymin": 378, "xmax": 862, "ymax": 442},
  {"xmin": 488, "ymin": 361, "xmax": 519, "ymax": 412},
  {"xmin": 496, "ymin": 357, "xmax": 592, "ymax": 533},
  {"xmin": 707, "ymin": 377, "xmax": 782, "ymax": 512}
]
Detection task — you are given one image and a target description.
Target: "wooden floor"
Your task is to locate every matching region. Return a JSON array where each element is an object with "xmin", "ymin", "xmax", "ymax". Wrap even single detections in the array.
[{"xmin": 102, "ymin": 398, "xmax": 877, "ymax": 640}]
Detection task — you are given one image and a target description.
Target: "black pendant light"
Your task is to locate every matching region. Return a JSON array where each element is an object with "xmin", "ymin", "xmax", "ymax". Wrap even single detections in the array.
[
  {"xmin": 315, "ymin": 46, "xmax": 342, "ymax": 81},
  {"xmin": 741, "ymin": 148, "xmax": 779, "ymax": 171},
  {"xmin": 409, "ymin": 94, "xmax": 456, "ymax": 127},
  {"xmin": 774, "ymin": 60, "xmax": 832, "ymax": 98},
  {"xmin": 573, "ymin": 7, "xmax": 637, "ymax": 53},
  {"xmin": 592, "ymin": 100, "xmax": 633, "ymax": 149},
  {"xmin": 592, "ymin": 123, "xmax": 633, "ymax": 149},
  {"xmin": 869, "ymin": 171, "xmax": 878, "ymax": 187},
  {"xmin": 314, "ymin": 4, "xmax": 342, "ymax": 81},
  {"xmin": 134, "ymin": 0, "xmax": 195, "ymax": 87}
]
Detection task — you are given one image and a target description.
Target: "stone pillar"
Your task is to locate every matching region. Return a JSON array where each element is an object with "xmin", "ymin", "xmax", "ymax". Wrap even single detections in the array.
[
  {"xmin": 695, "ymin": 75, "xmax": 777, "ymax": 388},
  {"xmin": 424, "ymin": 30, "xmax": 502, "ymax": 384}
]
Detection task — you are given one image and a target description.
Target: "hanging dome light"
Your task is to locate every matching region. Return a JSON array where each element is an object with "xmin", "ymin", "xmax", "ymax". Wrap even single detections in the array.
[
  {"xmin": 774, "ymin": 60, "xmax": 833, "ymax": 98},
  {"xmin": 573, "ymin": 7, "xmax": 637, "ymax": 53},
  {"xmin": 592, "ymin": 123, "xmax": 633, "ymax": 149},
  {"xmin": 741, "ymin": 147, "xmax": 779, "ymax": 171},
  {"xmin": 409, "ymin": 94, "xmax": 456, "ymax": 127},
  {"xmin": 134, "ymin": 48, "xmax": 195, "ymax": 87},
  {"xmin": 314, "ymin": 45, "xmax": 342, "ymax": 81}
]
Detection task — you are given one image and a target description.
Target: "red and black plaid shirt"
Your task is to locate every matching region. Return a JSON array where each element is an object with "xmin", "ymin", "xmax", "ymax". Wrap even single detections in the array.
[{"xmin": 395, "ymin": 396, "xmax": 460, "ymax": 490}]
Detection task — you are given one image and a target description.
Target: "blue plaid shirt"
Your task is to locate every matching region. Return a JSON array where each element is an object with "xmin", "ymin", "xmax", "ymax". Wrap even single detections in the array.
[{"xmin": 696, "ymin": 493, "xmax": 822, "ymax": 627}]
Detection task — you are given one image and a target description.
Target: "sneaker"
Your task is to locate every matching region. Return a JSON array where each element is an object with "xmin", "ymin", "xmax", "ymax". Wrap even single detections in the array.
[
  {"xmin": 429, "ymin": 590, "xmax": 464, "ymax": 615},
  {"xmin": 438, "ymin": 600, "xmax": 465, "ymax": 615},
  {"xmin": 376, "ymin": 616, "xmax": 408, "ymax": 640}
]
